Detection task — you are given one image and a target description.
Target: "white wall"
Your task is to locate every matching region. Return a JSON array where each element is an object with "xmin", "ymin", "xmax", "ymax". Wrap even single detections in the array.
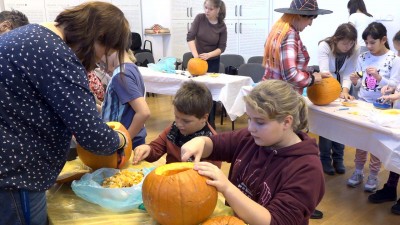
[{"xmin": 141, "ymin": 0, "xmax": 172, "ymax": 58}]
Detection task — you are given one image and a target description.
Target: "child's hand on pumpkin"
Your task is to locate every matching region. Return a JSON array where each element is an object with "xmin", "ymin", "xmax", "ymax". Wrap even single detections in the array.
[
  {"xmin": 181, "ymin": 137, "xmax": 206, "ymax": 162},
  {"xmin": 132, "ymin": 145, "xmax": 151, "ymax": 164},
  {"xmin": 194, "ymin": 162, "xmax": 231, "ymax": 193}
]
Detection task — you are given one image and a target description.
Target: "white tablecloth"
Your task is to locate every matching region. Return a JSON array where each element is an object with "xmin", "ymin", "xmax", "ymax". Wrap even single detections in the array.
[
  {"xmin": 228, "ymin": 85, "xmax": 253, "ymax": 121},
  {"xmin": 229, "ymin": 85, "xmax": 400, "ymax": 173},
  {"xmin": 307, "ymin": 99, "xmax": 400, "ymax": 174},
  {"xmin": 139, "ymin": 67, "xmax": 254, "ymax": 121}
]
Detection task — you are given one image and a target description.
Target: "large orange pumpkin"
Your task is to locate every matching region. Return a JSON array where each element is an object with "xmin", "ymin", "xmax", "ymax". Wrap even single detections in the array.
[
  {"xmin": 142, "ymin": 162, "xmax": 218, "ymax": 225},
  {"xmin": 202, "ymin": 216, "xmax": 246, "ymax": 225},
  {"xmin": 76, "ymin": 121, "xmax": 132, "ymax": 170},
  {"xmin": 187, "ymin": 58, "xmax": 208, "ymax": 76},
  {"xmin": 307, "ymin": 77, "xmax": 341, "ymax": 105}
]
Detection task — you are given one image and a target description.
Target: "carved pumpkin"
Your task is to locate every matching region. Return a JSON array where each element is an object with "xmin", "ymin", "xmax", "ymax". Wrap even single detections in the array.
[
  {"xmin": 76, "ymin": 121, "xmax": 132, "ymax": 170},
  {"xmin": 202, "ymin": 216, "xmax": 246, "ymax": 225},
  {"xmin": 307, "ymin": 77, "xmax": 341, "ymax": 105},
  {"xmin": 142, "ymin": 162, "xmax": 218, "ymax": 225},
  {"xmin": 187, "ymin": 58, "xmax": 208, "ymax": 76}
]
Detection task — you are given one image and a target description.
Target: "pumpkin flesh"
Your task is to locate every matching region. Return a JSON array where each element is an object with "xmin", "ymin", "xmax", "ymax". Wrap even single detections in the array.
[{"xmin": 142, "ymin": 162, "xmax": 218, "ymax": 225}]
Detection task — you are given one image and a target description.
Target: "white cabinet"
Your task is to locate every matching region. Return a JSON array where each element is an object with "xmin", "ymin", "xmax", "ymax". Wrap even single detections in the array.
[
  {"xmin": 170, "ymin": 0, "xmax": 204, "ymax": 59},
  {"xmin": 3, "ymin": 0, "xmax": 143, "ymax": 35},
  {"xmin": 170, "ymin": 0, "xmax": 271, "ymax": 61},
  {"xmin": 223, "ymin": 0, "xmax": 270, "ymax": 60}
]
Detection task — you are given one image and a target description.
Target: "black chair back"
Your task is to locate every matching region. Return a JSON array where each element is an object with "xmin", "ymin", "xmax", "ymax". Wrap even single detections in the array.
[
  {"xmin": 238, "ymin": 63, "xmax": 265, "ymax": 83},
  {"xmin": 219, "ymin": 63, "xmax": 225, "ymax": 73},
  {"xmin": 182, "ymin": 52, "xmax": 194, "ymax": 70},
  {"xmin": 135, "ymin": 52, "xmax": 155, "ymax": 67},
  {"xmin": 220, "ymin": 54, "xmax": 245, "ymax": 75},
  {"xmin": 247, "ymin": 56, "xmax": 263, "ymax": 64},
  {"xmin": 130, "ymin": 32, "xmax": 153, "ymax": 54}
]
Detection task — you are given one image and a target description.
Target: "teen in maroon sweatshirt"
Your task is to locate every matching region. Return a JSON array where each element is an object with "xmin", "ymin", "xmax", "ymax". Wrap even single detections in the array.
[{"xmin": 182, "ymin": 80, "xmax": 324, "ymax": 225}]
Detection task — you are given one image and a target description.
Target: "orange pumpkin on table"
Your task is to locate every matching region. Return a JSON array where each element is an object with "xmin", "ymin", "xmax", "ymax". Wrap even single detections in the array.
[
  {"xmin": 187, "ymin": 58, "xmax": 208, "ymax": 76},
  {"xmin": 307, "ymin": 77, "xmax": 341, "ymax": 105},
  {"xmin": 76, "ymin": 121, "xmax": 132, "ymax": 170},
  {"xmin": 142, "ymin": 162, "xmax": 218, "ymax": 225},
  {"xmin": 202, "ymin": 216, "xmax": 246, "ymax": 225}
]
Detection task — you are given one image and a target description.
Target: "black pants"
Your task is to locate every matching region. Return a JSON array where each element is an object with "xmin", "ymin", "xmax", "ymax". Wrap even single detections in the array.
[{"xmin": 206, "ymin": 57, "xmax": 220, "ymax": 129}]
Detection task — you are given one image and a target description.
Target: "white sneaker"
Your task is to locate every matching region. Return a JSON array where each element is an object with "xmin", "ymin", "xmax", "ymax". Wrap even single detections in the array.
[
  {"xmin": 347, "ymin": 171, "xmax": 364, "ymax": 187},
  {"xmin": 364, "ymin": 175, "xmax": 379, "ymax": 192}
]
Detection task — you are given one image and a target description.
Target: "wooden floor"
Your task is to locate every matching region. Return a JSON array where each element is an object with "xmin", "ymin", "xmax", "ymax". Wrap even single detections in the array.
[{"xmin": 145, "ymin": 94, "xmax": 400, "ymax": 225}]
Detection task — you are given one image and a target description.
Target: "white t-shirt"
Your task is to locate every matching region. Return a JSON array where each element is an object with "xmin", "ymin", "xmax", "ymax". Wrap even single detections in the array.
[
  {"xmin": 355, "ymin": 50, "xmax": 400, "ymax": 103},
  {"xmin": 348, "ymin": 13, "xmax": 375, "ymax": 47}
]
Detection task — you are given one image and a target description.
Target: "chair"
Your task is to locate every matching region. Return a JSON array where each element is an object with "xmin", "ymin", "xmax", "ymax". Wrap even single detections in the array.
[
  {"xmin": 135, "ymin": 52, "xmax": 156, "ymax": 97},
  {"xmin": 182, "ymin": 52, "xmax": 193, "ymax": 70},
  {"xmin": 247, "ymin": 56, "xmax": 263, "ymax": 64},
  {"xmin": 220, "ymin": 54, "xmax": 245, "ymax": 73},
  {"xmin": 134, "ymin": 52, "xmax": 155, "ymax": 67},
  {"xmin": 130, "ymin": 32, "xmax": 153, "ymax": 54},
  {"xmin": 219, "ymin": 62, "xmax": 225, "ymax": 73},
  {"xmin": 238, "ymin": 63, "xmax": 265, "ymax": 83}
]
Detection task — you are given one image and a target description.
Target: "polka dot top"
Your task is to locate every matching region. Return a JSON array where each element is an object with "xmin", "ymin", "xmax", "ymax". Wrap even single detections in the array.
[{"xmin": 0, "ymin": 24, "xmax": 120, "ymax": 191}]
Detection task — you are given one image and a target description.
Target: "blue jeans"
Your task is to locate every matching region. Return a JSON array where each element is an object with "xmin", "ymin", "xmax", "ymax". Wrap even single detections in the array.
[
  {"xmin": 0, "ymin": 190, "xmax": 47, "ymax": 225},
  {"xmin": 318, "ymin": 136, "xmax": 345, "ymax": 163}
]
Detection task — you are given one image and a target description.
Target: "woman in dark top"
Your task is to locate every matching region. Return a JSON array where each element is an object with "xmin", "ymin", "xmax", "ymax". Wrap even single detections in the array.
[
  {"xmin": 187, "ymin": 0, "xmax": 227, "ymax": 128},
  {"xmin": 187, "ymin": 0, "xmax": 227, "ymax": 73},
  {"xmin": 0, "ymin": 2, "xmax": 130, "ymax": 225}
]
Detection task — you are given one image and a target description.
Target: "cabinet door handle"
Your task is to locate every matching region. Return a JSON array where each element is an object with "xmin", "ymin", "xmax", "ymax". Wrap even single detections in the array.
[
  {"xmin": 190, "ymin": 7, "xmax": 193, "ymax": 17},
  {"xmin": 187, "ymin": 22, "xmax": 189, "ymax": 31},
  {"xmin": 187, "ymin": 7, "xmax": 189, "ymax": 17},
  {"xmin": 235, "ymin": 23, "xmax": 237, "ymax": 33},
  {"xmin": 240, "ymin": 5, "xmax": 242, "ymax": 17},
  {"xmin": 235, "ymin": 5, "xmax": 237, "ymax": 17},
  {"xmin": 239, "ymin": 23, "xmax": 242, "ymax": 33}
]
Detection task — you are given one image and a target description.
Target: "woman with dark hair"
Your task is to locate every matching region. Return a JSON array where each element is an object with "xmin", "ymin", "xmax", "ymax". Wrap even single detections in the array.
[
  {"xmin": 0, "ymin": 9, "xmax": 29, "ymax": 34},
  {"xmin": 347, "ymin": 22, "xmax": 400, "ymax": 193},
  {"xmin": 0, "ymin": 2, "xmax": 131, "ymax": 225},
  {"xmin": 347, "ymin": 0, "xmax": 375, "ymax": 52},
  {"xmin": 317, "ymin": 23, "xmax": 359, "ymax": 175}
]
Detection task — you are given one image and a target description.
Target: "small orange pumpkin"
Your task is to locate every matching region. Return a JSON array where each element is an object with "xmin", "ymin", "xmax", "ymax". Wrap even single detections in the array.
[
  {"xmin": 307, "ymin": 77, "xmax": 341, "ymax": 105},
  {"xmin": 202, "ymin": 216, "xmax": 246, "ymax": 225},
  {"xmin": 76, "ymin": 121, "xmax": 132, "ymax": 170},
  {"xmin": 187, "ymin": 58, "xmax": 208, "ymax": 76},
  {"xmin": 142, "ymin": 162, "xmax": 218, "ymax": 225}
]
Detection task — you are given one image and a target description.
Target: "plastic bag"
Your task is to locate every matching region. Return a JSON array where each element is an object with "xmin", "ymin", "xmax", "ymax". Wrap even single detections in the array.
[
  {"xmin": 71, "ymin": 167, "xmax": 154, "ymax": 212},
  {"xmin": 148, "ymin": 57, "xmax": 176, "ymax": 74}
]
